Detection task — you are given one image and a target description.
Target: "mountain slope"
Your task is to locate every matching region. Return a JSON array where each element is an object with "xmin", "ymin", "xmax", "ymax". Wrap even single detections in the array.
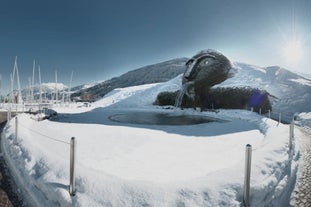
[
  {"xmin": 215, "ymin": 62, "xmax": 311, "ymax": 121},
  {"xmin": 20, "ymin": 83, "xmax": 68, "ymax": 98},
  {"xmin": 70, "ymin": 54, "xmax": 311, "ymax": 122},
  {"xmin": 90, "ymin": 59, "xmax": 311, "ymax": 123},
  {"xmin": 71, "ymin": 58, "xmax": 188, "ymax": 100}
]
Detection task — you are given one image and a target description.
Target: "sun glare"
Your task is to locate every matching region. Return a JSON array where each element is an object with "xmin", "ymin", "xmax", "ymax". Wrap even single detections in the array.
[{"xmin": 282, "ymin": 39, "xmax": 304, "ymax": 64}]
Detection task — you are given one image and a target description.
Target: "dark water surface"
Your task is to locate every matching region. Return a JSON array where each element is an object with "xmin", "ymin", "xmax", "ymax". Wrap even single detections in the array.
[{"xmin": 109, "ymin": 112, "xmax": 221, "ymax": 125}]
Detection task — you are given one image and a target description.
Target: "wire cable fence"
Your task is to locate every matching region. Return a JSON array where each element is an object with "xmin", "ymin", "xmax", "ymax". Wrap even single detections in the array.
[
  {"xmin": 243, "ymin": 108, "xmax": 297, "ymax": 206},
  {"xmin": 8, "ymin": 107, "xmax": 301, "ymax": 202},
  {"xmin": 248, "ymin": 107, "xmax": 297, "ymax": 124},
  {"xmin": 12, "ymin": 116, "xmax": 76, "ymax": 196},
  {"xmin": 18, "ymin": 121, "xmax": 70, "ymax": 145}
]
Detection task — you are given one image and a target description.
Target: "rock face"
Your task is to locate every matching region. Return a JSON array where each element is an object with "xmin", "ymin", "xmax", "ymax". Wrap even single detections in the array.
[{"xmin": 154, "ymin": 49, "xmax": 272, "ymax": 113}]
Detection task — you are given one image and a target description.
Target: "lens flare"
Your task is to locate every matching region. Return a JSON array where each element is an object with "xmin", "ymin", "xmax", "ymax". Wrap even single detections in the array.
[{"xmin": 282, "ymin": 39, "xmax": 304, "ymax": 64}]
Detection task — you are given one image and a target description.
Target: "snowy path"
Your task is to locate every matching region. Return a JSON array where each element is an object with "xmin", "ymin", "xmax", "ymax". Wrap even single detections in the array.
[{"xmin": 290, "ymin": 127, "xmax": 311, "ymax": 207}]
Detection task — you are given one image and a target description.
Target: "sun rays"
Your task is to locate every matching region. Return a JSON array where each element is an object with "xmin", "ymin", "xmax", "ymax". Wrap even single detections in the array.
[
  {"xmin": 278, "ymin": 1, "xmax": 308, "ymax": 68},
  {"xmin": 281, "ymin": 38, "xmax": 305, "ymax": 65}
]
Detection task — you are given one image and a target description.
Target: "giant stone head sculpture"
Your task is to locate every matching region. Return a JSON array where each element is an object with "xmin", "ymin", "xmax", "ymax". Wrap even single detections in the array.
[
  {"xmin": 154, "ymin": 49, "xmax": 271, "ymax": 113},
  {"xmin": 181, "ymin": 50, "xmax": 232, "ymax": 109},
  {"xmin": 183, "ymin": 49, "xmax": 232, "ymax": 87}
]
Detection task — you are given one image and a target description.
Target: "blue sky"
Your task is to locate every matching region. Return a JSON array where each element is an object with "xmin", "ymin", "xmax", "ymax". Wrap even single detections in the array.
[{"xmin": 0, "ymin": 0, "xmax": 311, "ymax": 93}]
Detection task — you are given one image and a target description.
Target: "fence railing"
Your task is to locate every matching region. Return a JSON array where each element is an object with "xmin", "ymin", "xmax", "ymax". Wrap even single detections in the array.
[
  {"xmin": 242, "ymin": 117, "xmax": 295, "ymax": 206},
  {"xmin": 8, "ymin": 106, "xmax": 298, "ymax": 204},
  {"xmin": 13, "ymin": 116, "xmax": 76, "ymax": 197}
]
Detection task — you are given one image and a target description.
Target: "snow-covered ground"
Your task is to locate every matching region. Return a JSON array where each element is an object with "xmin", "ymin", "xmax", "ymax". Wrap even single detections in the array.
[
  {"xmin": 1, "ymin": 77, "xmax": 303, "ymax": 206},
  {"xmin": 296, "ymin": 112, "xmax": 311, "ymax": 128}
]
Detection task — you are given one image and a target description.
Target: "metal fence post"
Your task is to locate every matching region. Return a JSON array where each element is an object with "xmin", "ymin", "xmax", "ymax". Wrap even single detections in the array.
[
  {"xmin": 14, "ymin": 117, "xmax": 18, "ymax": 145},
  {"xmin": 244, "ymin": 144, "xmax": 252, "ymax": 207},
  {"xmin": 259, "ymin": 108, "xmax": 261, "ymax": 115},
  {"xmin": 278, "ymin": 112, "xmax": 281, "ymax": 124},
  {"xmin": 268, "ymin": 110, "xmax": 271, "ymax": 119},
  {"xmin": 289, "ymin": 120, "xmax": 294, "ymax": 151},
  {"xmin": 292, "ymin": 121, "xmax": 295, "ymax": 138},
  {"xmin": 8, "ymin": 108, "xmax": 11, "ymax": 121},
  {"xmin": 69, "ymin": 137, "xmax": 76, "ymax": 196}
]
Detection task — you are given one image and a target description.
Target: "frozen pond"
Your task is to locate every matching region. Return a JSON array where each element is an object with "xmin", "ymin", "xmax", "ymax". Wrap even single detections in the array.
[{"xmin": 109, "ymin": 112, "xmax": 222, "ymax": 125}]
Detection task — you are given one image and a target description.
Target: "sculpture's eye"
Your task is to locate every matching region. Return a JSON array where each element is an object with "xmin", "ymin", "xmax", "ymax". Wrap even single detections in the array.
[{"xmin": 199, "ymin": 58, "xmax": 209, "ymax": 67}]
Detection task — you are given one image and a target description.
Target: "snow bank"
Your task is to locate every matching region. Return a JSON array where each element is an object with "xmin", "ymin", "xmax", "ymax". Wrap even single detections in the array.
[{"xmin": 1, "ymin": 81, "xmax": 301, "ymax": 207}]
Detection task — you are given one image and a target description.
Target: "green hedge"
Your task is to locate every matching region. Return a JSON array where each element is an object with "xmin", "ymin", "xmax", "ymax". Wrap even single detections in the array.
[{"xmin": 154, "ymin": 87, "xmax": 272, "ymax": 113}]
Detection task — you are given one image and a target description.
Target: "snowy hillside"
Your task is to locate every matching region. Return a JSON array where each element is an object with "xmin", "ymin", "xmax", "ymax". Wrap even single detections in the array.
[
  {"xmin": 70, "ymin": 81, "xmax": 103, "ymax": 93},
  {"xmin": 216, "ymin": 62, "xmax": 311, "ymax": 122},
  {"xmin": 42, "ymin": 83, "xmax": 67, "ymax": 90},
  {"xmin": 21, "ymin": 82, "xmax": 68, "ymax": 96},
  {"xmin": 71, "ymin": 58, "xmax": 188, "ymax": 100}
]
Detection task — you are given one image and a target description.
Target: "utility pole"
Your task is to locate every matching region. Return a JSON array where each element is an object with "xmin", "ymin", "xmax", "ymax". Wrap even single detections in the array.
[
  {"xmin": 10, "ymin": 74, "xmax": 14, "ymax": 105},
  {"xmin": 55, "ymin": 70, "xmax": 58, "ymax": 104},
  {"xmin": 0, "ymin": 74, "xmax": 2, "ymax": 105},
  {"xmin": 68, "ymin": 71, "xmax": 73, "ymax": 103},
  {"xmin": 38, "ymin": 66, "xmax": 42, "ymax": 104},
  {"xmin": 15, "ymin": 57, "xmax": 22, "ymax": 104},
  {"xmin": 27, "ymin": 77, "xmax": 31, "ymax": 103},
  {"xmin": 32, "ymin": 60, "xmax": 35, "ymax": 103}
]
